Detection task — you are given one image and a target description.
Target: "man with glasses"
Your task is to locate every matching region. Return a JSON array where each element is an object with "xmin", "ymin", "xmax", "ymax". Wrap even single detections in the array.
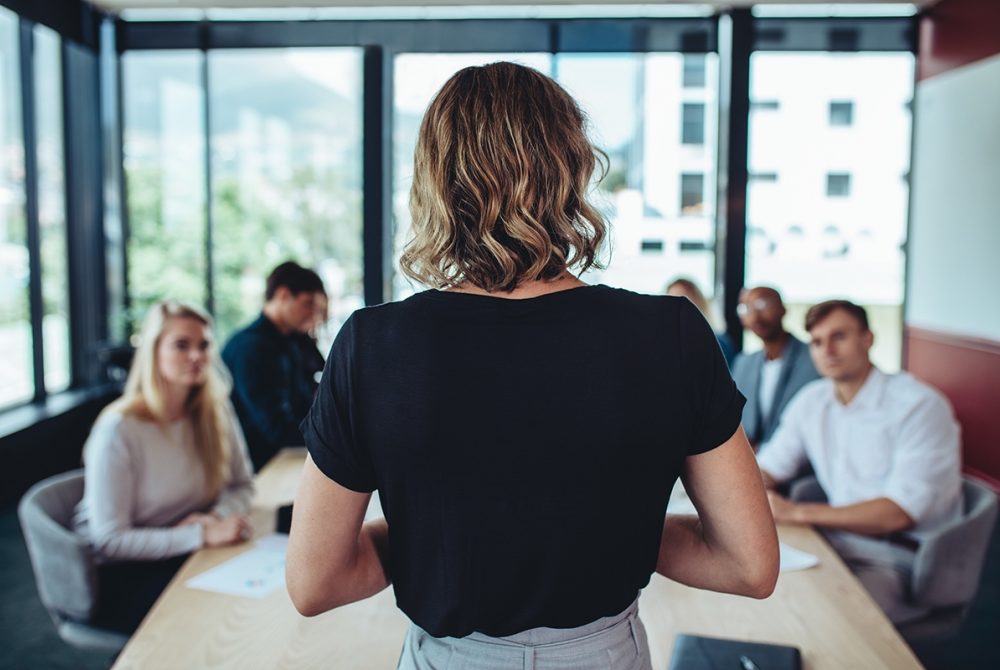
[{"xmin": 732, "ymin": 286, "xmax": 819, "ymax": 448}]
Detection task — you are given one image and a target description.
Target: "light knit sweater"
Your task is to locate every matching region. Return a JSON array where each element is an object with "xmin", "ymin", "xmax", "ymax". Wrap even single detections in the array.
[{"xmin": 73, "ymin": 406, "xmax": 255, "ymax": 562}]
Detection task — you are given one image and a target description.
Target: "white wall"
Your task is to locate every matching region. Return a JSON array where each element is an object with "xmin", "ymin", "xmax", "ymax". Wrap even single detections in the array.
[{"xmin": 907, "ymin": 53, "xmax": 1000, "ymax": 341}]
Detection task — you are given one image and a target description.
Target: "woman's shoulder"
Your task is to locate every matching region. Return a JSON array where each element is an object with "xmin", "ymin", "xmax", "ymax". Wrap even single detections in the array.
[{"xmin": 88, "ymin": 404, "xmax": 158, "ymax": 447}]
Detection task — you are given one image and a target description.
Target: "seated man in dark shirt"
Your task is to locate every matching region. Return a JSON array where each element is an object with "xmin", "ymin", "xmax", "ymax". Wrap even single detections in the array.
[{"xmin": 222, "ymin": 261, "xmax": 325, "ymax": 470}]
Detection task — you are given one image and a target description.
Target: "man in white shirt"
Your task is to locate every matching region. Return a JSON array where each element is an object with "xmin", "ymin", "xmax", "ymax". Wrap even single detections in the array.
[{"xmin": 758, "ymin": 299, "xmax": 962, "ymax": 624}]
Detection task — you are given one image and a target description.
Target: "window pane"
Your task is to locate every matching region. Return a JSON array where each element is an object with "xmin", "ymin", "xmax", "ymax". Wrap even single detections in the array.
[
  {"xmin": 391, "ymin": 53, "xmax": 552, "ymax": 300},
  {"xmin": 826, "ymin": 172, "xmax": 851, "ymax": 197},
  {"xmin": 682, "ymin": 54, "xmax": 706, "ymax": 88},
  {"xmin": 829, "ymin": 100, "xmax": 854, "ymax": 126},
  {"xmin": 123, "ymin": 51, "xmax": 207, "ymax": 331},
  {"xmin": 680, "ymin": 173, "xmax": 705, "ymax": 214},
  {"xmin": 34, "ymin": 25, "xmax": 70, "ymax": 393},
  {"xmin": 0, "ymin": 9, "xmax": 32, "ymax": 408},
  {"xmin": 746, "ymin": 53, "xmax": 915, "ymax": 371},
  {"xmin": 208, "ymin": 48, "xmax": 363, "ymax": 343},
  {"xmin": 562, "ymin": 54, "xmax": 718, "ymax": 297},
  {"xmin": 681, "ymin": 102, "xmax": 705, "ymax": 145}
]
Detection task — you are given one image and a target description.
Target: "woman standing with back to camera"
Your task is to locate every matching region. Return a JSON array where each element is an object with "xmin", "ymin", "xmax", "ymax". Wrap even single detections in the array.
[{"xmin": 286, "ymin": 62, "xmax": 778, "ymax": 669}]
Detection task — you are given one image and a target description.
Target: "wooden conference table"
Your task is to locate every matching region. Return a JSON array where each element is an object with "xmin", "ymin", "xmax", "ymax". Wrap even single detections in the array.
[{"xmin": 113, "ymin": 449, "xmax": 923, "ymax": 669}]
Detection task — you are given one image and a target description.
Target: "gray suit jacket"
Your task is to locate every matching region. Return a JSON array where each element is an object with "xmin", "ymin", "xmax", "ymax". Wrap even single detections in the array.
[{"xmin": 731, "ymin": 335, "xmax": 820, "ymax": 445}]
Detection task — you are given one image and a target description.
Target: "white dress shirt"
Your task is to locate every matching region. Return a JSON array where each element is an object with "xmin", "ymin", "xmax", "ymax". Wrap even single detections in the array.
[
  {"xmin": 758, "ymin": 356, "xmax": 784, "ymax": 422},
  {"xmin": 757, "ymin": 368, "xmax": 962, "ymax": 536}
]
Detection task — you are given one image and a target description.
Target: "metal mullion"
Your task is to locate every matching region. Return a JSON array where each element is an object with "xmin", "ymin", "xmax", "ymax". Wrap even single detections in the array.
[
  {"xmin": 362, "ymin": 45, "xmax": 392, "ymax": 306},
  {"xmin": 715, "ymin": 9, "xmax": 752, "ymax": 354},
  {"xmin": 200, "ymin": 24, "xmax": 215, "ymax": 316},
  {"xmin": 18, "ymin": 19, "xmax": 46, "ymax": 402}
]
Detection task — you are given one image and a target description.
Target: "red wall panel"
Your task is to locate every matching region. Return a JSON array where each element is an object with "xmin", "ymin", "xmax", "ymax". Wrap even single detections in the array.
[
  {"xmin": 905, "ymin": 327, "xmax": 1000, "ymax": 489},
  {"xmin": 919, "ymin": 0, "xmax": 1000, "ymax": 81}
]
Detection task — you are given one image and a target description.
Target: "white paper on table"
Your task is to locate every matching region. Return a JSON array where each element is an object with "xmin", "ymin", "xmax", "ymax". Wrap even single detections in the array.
[
  {"xmin": 185, "ymin": 533, "xmax": 289, "ymax": 599},
  {"xmin": 779, "ymin": 542, "xmax": 819, "ymax": 572}
]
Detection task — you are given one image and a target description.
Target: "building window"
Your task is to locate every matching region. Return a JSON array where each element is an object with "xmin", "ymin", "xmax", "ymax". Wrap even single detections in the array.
[
  {"xmin": 681, "ymin": 173, "xmax": 704, "ymax": 214},
  {"xmin": 826, "ymin": 173, "xmax": 851, "ymax": 197},
  {"xmin": 640, "ymin": 239, "xmax": 664, "ymax": 253},
  {"xmin": 682, "ymin": 54, "xmax": 706, "ymax": 88},
  {"xmin": 749, "ymin": 172, "xmax": 778, "ymax": 183},
  {"xmin": 681, "ymin": 103, "xmax": 705, "ymax": 145},
  {"xmin": 829, "ymin": 101, "xmax": 854, "ymax": 126},
  {"xmin": 750, "ymin": 100, "xmax": 780, "ymax": 111}
]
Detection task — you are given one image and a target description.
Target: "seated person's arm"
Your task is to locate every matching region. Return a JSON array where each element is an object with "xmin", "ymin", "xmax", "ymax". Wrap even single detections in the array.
[
  {"xmin": 767, "ymin": 495, "xmax": 913, "ymax": 535},
  {"xmin": 756, "ymin": 395, "xmax": 810, "ymax": 491},
  {"xmin": 657, "ymin": 426, "xmax": 779, "ymax": 599},
  {"xmin": 85, "ymin": 422, "xmax": 247, "ymax": 560},
  {"xmin": 769, "ymin": 394, "xmax": 960, "ymax": 536},
  {"xmin": 286, "ymin": 455, "xmax": 390, "ymax": 616},
  {"xmin": 230, "ymin": 337, "xmax": 305, "ymax": 447}
]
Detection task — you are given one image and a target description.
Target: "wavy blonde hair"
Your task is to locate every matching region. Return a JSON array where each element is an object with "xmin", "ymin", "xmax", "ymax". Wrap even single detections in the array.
[
  {"xmin": 103, "ymin": 301, "xmax": 232, "ymax": 495},
  {"xmin": 401, "ymin": 61, "xmax": 608, "ymax": 292}
]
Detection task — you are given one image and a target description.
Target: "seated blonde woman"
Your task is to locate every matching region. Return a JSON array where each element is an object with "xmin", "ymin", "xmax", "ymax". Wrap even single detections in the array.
[
  {"xmin": 74, "ymin": 301, "xmax": 254, "ymax": 633},
  {"xmin": 287, "ymin": 62, "xmax": 777, "ymax": 669}
]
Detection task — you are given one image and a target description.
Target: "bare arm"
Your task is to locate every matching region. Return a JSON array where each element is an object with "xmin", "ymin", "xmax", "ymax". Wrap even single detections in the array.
[
  {"xmin": 286, "ymin": 455, "xmax": 391, "ymax": 617},
  {"xmin": 767, "ymin": 492, "xmax": 914, "ymax": 536},
  {"xmin": 657, "ymin": 427, "xmax": 779, "ymax": 599}
]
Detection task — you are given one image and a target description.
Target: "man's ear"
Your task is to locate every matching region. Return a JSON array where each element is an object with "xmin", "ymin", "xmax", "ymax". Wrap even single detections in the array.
[{"xmin": 863, "ymin": 329, "xmax": 875, "ymax": 350}]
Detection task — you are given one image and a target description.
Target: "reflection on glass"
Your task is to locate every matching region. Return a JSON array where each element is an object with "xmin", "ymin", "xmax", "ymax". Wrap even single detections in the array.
[
  {"xmin": 391, "ymin": 53, "xmax": 720, "ymax": 310},
  {"xmin": 0, "ymin": 9, "xmax": 33, "ymax": 408},
  {"xmin": 123, "ymin": 51, "xmax": 207, "ymax": 331},
  {"xmin": 35, "ymin": 25, "xmax": 70, "ymax": 393},
  {"xmin": 745, "ymin": 53, "xmax": 914, "ymax": 371},
  {"xmin": 208, "ymin": 48, "xmax": 363, "ymax": 343}
]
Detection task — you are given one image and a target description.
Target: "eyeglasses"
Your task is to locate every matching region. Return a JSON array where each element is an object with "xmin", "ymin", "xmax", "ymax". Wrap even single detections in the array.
[{"xmin": 736, "ymin": 298, "xmax": 773, "ymax": 317}]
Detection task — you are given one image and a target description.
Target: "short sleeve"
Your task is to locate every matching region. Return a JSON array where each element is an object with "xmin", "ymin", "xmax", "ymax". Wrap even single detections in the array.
[
  {"xmin": 300, "ymin": 315, "xmax": 377, "ymax": 493},
  {"xmin": 882, "ymin": 391, "xmax": 961, "ymax": 524},
  {"xmin": 677, "ymin": 298, "xmax": 746, "ymax": 455}
]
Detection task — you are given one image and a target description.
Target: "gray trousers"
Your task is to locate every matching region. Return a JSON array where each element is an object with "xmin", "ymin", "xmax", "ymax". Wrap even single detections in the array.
[
  {"xmin": 824, "ymin": 530, "xmax": 930, "ymax": 625},
  {"xmin": 397, "ymin": 599, "xmax": 652, "ymax": 670}
]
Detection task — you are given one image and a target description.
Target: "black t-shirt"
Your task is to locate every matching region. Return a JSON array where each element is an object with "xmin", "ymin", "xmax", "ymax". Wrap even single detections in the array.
[{"xmin": 301, "ymin": 285, "xmax": 744, "ymax": 638}]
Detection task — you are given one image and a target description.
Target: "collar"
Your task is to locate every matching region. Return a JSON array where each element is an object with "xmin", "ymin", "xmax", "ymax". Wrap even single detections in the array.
[
  {"xmin": 842, "ymin": 366, "xmax": 885, "ymax": 410},
  {"xmin": 252, "ymin": 312, "xmax": 288, "ymax": 339}
]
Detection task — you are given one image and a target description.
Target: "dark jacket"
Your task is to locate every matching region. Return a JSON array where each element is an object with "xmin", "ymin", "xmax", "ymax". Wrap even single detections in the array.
[
  {"xmin": 222, "ymin": 314, "xmax": 313, "ymax": 470},
  {"xmin": 731, "ymin": 335, "xmax": 820, "ymax": 445}
]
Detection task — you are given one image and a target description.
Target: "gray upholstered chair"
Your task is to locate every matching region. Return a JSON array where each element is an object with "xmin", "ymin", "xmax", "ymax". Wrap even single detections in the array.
[
  {"xmin": 789, "ymin": 474, "xmax": 999, "ymax": 641},
  {"xmin": 18, "ymin": 469, "xmax": 129, "ymax": 653}
]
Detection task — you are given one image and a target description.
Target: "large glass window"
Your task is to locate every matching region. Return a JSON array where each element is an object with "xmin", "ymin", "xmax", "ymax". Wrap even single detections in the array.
[
  {"xmin": 34, "ymin": 25, "xmax": 70, "ymax": 393},
  {"xmin": 392, "ymin": 52, "xmax": 720, "ymax": 303},
  {"xmin": 123, "ymin": 51, "xmax": 207, "ymax": 330},
  {"xmin": 745, "ymin": 53, "xmax": 915, "ymax": 371},
  {"xmin": 0, "ymin": 10, "xmax": 32, "ymax": 408},
  {"xmin": 208, "ymin": 48, "xmax": 363, "ymax": 342}
]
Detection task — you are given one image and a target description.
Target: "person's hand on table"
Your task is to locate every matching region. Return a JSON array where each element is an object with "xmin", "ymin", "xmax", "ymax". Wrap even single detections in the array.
[
  {"xmin": 202, "ymin": 515, "xmax": 254, "ymax": 547},
  {"xmin": 766, "ymin": 491, "xmax": 804, "ymax": 525},
  {"xmin": 174, "ymin": 512, "xmax": 218, "ymax": 527}
]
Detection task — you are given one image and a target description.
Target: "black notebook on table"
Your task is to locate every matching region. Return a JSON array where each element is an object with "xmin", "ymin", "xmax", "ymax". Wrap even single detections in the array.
[{"xmin": 667, "ymin": 634, "xmax": 802, "ymax": 670}]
